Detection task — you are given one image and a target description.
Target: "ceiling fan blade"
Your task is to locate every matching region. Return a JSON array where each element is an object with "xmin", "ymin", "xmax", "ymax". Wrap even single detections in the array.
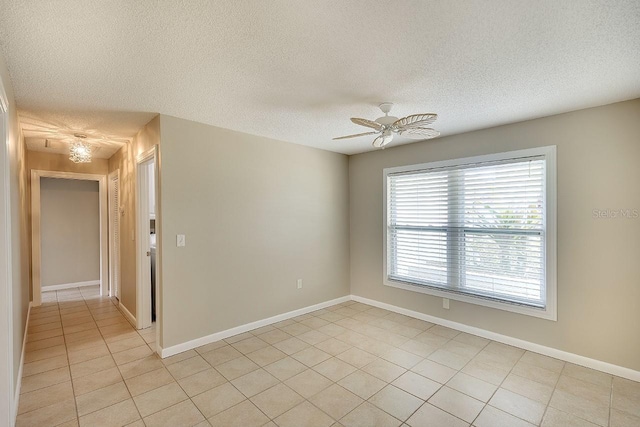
[
  {"xmin": 350, "ymin": 117, "xmax": 384, "ymax": 131},
  {"xmin": 332, "ymin": 131, "xmax": 378, "ymax": 140},
  {"xmin": 372, "ymin": 135, "xmax": 385, "ymax": 148},
  {"xmin": 372, "ymin": 132, "xmax": 394, "ymax": 148},
  {"xmin": 393, "ymin": 113, "xmax": 438, "ymax": 129},
  {"xmin": 398, "ymin": 128, "xmax": 440, "ymax": 139}
]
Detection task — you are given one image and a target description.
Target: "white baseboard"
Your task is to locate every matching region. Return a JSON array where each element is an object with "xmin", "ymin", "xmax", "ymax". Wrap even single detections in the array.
[
  {"xmin": 157, "ymin": 291, "xmax": 639, "ymax": 382},
  {"xmin": 41, "ymin": 280, "xmax": 100, "ymax": 292},
  {"xmin": 159, "ymin": 295, "xmax": 352, "ymax": 358},
  {"xmin": 13, "ymin": 302, "xmax": 32, "ymax": 422},
  {"xmin": 117, "ymin": 303, "xmax": 137, "ymax": 328},
  {"xmin": 351, "ymin": 294, "xmax": 640, "ymax": 382}
]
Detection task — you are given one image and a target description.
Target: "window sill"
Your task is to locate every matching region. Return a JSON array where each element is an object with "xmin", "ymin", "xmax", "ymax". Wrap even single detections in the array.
[{"xmin": 383, "ymin": 278, "xmax": 557, "ymax": 321}]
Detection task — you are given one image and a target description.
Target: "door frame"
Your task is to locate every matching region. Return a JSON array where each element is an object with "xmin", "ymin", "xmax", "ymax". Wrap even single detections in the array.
[
  {"xmin": 135, "ymin": 146, "xmax": 159, "ymax": 331},
  {"xmin": 0, "ymin": 69, "xmax": 14, "ymax": 427},
  {"xmin": 108, "ymin": 169, "xmax": 120, "ymax": 299},
  {"xmin": 30, "ymin": 170, "xmax": 108, "ymax": 306}
]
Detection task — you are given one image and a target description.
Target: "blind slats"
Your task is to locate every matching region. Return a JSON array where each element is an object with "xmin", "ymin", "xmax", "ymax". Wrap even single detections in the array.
[{"xmin": 387, "ymin": 157, "xmax": 546, "ymax": 308}]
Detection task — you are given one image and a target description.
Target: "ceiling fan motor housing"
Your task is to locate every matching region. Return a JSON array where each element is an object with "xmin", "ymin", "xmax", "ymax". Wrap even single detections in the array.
[
  {"xmin": 375, "ymin": 116, "xmax": 399, "ymax": 126},
  {"xmin": 375, "ymin": 102, "xmax": 398, "ymax": 126}
]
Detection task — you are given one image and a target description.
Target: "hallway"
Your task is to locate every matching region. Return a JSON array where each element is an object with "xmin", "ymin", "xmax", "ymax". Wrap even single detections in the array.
[{"xmin": 17, "ymin": 287, "xmax": 156, "ymax": 426}]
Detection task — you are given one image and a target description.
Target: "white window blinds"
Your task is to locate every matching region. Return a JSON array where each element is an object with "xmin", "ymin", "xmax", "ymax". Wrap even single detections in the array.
[{"xmin": 387, "ymin": 156, "xmax": 547, "ymax": 308}]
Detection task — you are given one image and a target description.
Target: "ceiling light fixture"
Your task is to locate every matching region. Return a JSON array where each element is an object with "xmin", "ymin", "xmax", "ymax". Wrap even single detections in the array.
[{"xmin": 69, "ymin": 134, "xmax": 92, "ymax": 163}]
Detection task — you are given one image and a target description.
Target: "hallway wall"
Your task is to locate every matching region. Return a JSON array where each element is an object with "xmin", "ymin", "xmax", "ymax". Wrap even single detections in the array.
[
  {"xmin": 0, "ymin": 49, "xmax": 29, "ymax": 421},
  {"xmin": 108, "ymin": 116, "xmax": 160, "ymax": 321}
]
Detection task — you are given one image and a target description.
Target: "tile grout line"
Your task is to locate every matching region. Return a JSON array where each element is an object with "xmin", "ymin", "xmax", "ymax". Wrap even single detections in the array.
[
  {"xmin": 88, "ymin": 293, "xmax": 145, "ymax": 424},
  {"xmin": 608, "ymin": 374, "xmax": 614, "ymax": 427},
  {"xmin": 162, "ymin": 351, "xmax": 216, "ymax": 424},
  {"xmin": 67, "ymin": 288, "xmax": 106, "ymax": 424},
  {"xmin": 470, "ymin": 345, "xmax": 527, "ymax": 426},
  {"xmin": 538, "ymin": 359, "xmax": 568, "ymax": 427},
  {"xmin": 53, "ymin": 289, "xmax": 75, "ymax": 427},
  {"xmin": 71, "ymin": 288, "xmax": 135, "ymax": 424},
  {"xmin": 63, "ymin": 290, "xmax": 82, "ymax": 425},
  {"xmin": 441, "ymin": 333, "xmax": 492, "ymax": 426}
]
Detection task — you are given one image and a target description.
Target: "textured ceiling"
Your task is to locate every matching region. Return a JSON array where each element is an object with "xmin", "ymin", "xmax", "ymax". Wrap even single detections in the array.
[{"xmin": 1, "ymin": 1, "xmax": 639, "ymax": 155}]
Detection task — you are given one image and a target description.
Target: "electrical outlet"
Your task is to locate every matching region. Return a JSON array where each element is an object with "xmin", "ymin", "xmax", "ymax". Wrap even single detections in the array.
[
  {"xmin": 443, "ymin": 298, "xmax": 450, "ymax": 309},
  {"xmin": 177, "ymin": 234, "xmax": 186, "ymax": 247},
  {"xmin": 297, "ymin": 279, "xmax": 303, "ymax": 289}
]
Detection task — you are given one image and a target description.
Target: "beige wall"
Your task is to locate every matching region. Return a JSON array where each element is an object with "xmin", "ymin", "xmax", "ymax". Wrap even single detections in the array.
[
  {"xmin": 349, "ymin": 99, "xmax": 640, "ymax": 371},
  {"xmin": 159, "ymin": 115, "xmax": 350, "ymax": 348},
  {"xmin": 27, "ymin": 151, "xmax": 109, "ymax": 175},
  {"xmin": 0, "ymin": 51, "xmax": 30, "ymax": 405},
  {"xmin": 40, "ymin": 178, "xmax": 100, "ymax": 287},
  {"xmin": 108, "ymin": 116, "xmax": 160, "ymax": 318}
]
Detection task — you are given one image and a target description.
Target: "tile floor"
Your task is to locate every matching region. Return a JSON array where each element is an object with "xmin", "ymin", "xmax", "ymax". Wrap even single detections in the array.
[{"xmin": 16, "ymin": 285, "xmax": 640, "ymax": 427}]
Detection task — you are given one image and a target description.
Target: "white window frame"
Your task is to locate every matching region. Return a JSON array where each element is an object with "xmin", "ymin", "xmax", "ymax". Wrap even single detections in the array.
[{"xmin": 383, "ymin": 146, "xmax": 557, "ymax": 321}]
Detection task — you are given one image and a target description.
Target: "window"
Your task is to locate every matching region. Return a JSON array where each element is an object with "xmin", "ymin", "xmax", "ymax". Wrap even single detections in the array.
[{"xmin": 384, "ymin": 147, "xmax": 557, "ymax": 320}]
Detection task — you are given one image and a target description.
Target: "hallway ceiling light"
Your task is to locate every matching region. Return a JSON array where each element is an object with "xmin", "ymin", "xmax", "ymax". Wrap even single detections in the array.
[
  {"xmin": 69, "ymin": 134, "xmax": 92, "ymax": 163},
  {"xmin": 20, "ymin": 113, "xmax": 131, "ymax": 160}
]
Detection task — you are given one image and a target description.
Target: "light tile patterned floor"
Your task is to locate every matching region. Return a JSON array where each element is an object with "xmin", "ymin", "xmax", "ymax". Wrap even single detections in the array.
[{"xmin": 17, "ymin": 286, "xmax": 640, "ymax": 427}]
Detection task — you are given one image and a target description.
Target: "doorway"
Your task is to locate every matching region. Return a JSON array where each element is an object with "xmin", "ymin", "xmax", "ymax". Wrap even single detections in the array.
[
  {"xmin": 135, "ymin": 146, "xmax": 159, "ymax": 332},
  {"xmin": 30, "ymin": 171, "xmax": 108, "ymax": 306}
]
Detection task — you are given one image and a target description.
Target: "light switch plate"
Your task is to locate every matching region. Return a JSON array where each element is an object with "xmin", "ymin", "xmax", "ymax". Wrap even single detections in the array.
[
  {"xmin": 443, "ymin": 298, "xmax": 450, "ymax": 309},
  {"xmin": 177, "ymin": 234, "xmax": 186, "ymax": 247}
]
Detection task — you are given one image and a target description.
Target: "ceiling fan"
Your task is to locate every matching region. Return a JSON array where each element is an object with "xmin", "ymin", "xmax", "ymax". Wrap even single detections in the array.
[{"xmin": 333, "ymin": 103, "xmax": 440, "ymax": 148}]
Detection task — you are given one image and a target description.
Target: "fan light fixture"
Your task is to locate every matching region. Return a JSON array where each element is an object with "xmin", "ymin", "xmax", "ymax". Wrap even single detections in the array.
[
  {"xmin": 69, "ymin": 134, "xmax": 92, "ymax": 163},
  {"xmin": 333, "ymin": 103, "xmax": 440, "ymax": 149}
]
